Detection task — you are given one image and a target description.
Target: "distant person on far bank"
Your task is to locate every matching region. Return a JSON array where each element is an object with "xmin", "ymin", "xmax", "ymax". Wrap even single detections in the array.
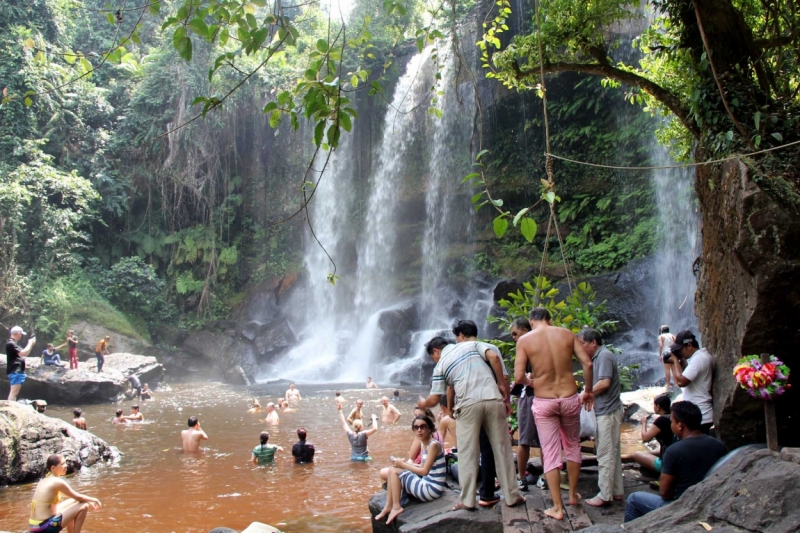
[
  {"xmin": 631, "ymin": 394, "xmax": 674, "ymax": 473},
  {"xmin": 251, "ymin": 431, "xmax": 283, "ymax": 465},
  {"xmin": 338, "ymin": 403, "xmax": 378, "ymax": 461},
  {"xmin": 40, "ymin": 343, "xmax": 66, "ymax": 367},
  {"xmin": 182, "ymin": 416, "xmax": 208, "ymax": 452},
  {"xmin": 515, "ymin": 307, "xmax": 594, "ymax": 520},
  {"xmin": 66, "ymin": 329, "xmax": 79, "ymax": 369},
  {"xmin": 29, "ymin": 454, "xmax": 102, "ymax": 533},
  {"xmin": 112, "ymin": 409, "xmax": 128, "ymax": 425},
  {"xmin": 667, "ymin": 330, "xmax": 714, "ymax": 434},
  {"xmin": 366, "ymin": 376, "xmax": 379, "ymax": 389},
  {"xmin": 285, "ymin": 382, "xmax": 301, "ymax": 404},
  {"xmin": 94, "ymin": 336, "xmax": 110, "ymax": 373},
  {"xmin": 510, "ymin": 317, "xmax": 539, "ymax": 491},
  {"xmin": 292, "ymin": 427, "xmax": 316, "ymax": 464},
  {"xmin": 6, "ymin": 325, "xmax": 35, "ymax": 401},
  {"xmin": 625, "ymin": 401, "xmax": 727, "ymax": 521},
  {"xmin": 73, "ymin": 408, "xmax": 88, "ymax": 430},
  {"xmin": 658, "ymin": 326, "xmax": 676, "ymax": 391},
  {"xmin": 381, "ymin": 396, "xmax": 401, "ymax": 424},
  {"xmin": 579, "ymin": 328, "xmax": 624, "ymax": 508}
]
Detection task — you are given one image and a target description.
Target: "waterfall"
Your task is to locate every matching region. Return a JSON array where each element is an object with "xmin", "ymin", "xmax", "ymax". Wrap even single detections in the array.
[
  {"xmin": 420, "ymin": 41, "xmax": 477, "ymax": 328},
  {"xmin": 651, "ymin": 141, "xmax": 700, "ymax": 335}
]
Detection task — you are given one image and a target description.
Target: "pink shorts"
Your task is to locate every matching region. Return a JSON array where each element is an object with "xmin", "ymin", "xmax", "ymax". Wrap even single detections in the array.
[{"xmin": 532, "ymin": 394, "xmax": 582, "ymax": 473}]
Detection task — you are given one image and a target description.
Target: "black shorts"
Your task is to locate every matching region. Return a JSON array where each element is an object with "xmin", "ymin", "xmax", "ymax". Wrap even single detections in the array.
[
  {"xmin": 29, "ymin": 514, "xmax": 63, "ymax": 533},
  {"xmin": 517, "ymin": 394, "xmax": 540, "ymax": 447}
]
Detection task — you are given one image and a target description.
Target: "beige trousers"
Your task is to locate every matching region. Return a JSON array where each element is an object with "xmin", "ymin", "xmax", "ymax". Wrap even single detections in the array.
[
  {"xmin": 595, "ymin": 407, "xmax": 624, "ymax": 501},
  {"xmin": 455, "ymin": 399, "xmax": 521, "ymax": 508}
]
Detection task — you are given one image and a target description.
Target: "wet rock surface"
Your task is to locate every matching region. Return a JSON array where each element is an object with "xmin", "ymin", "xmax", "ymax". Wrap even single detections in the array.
[
  {"xmin": 0, "ymin": 353, "xmax": 164, "ymax": 404},
  {"xmin": 0, "ymin": 401, "xmax": 119, "ymax": 485},
  {"xmin": 695, "ymin": 159, "xmax": 800, "ymax": 447},
  {"xmin": 70, "ymin": 320, "xmax": 151, "ymax": 355},
  {"xmin": 182, "ymin": 330, "xmax": 259, "ymax": 384},
  {"xmin": 369, "ymin": 490, "xmax": 503, "ymax": 533}
]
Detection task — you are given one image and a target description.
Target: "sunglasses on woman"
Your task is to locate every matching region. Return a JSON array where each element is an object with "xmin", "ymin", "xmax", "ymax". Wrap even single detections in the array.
[{"xmin": 412, "ymin": 424, "xmax": 429, "ymax": 431}]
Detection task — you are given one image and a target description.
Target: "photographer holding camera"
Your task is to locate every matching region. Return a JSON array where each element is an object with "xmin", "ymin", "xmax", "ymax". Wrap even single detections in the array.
[{"xmin": 665, "ymin": 331, "xmax": 715, "ymax": 434}]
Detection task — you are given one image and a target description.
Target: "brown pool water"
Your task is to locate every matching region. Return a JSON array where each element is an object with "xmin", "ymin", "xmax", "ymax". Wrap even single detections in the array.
[{"xmin": 0, "ymin": 382, "xmax": 646, "ymax": 533}]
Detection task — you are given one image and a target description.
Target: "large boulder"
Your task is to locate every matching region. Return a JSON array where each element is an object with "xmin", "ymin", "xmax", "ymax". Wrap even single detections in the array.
[
  {"xmin": 69, "ymin": 320, "xmax": 151, "ymax": 355},
  {"xmin": 583, "ymin": 447, "xmax": 800, "ymax": 533},
  {"xmin": 249, "ymin": 317, "xmax": 298, "ymax": 363},
  {"xmin": 694, "ymin": 159, "xmax": 800, "ymax": 447},
  {"xmin": 0, "ymin": 401, "xmax": 119, "ymax": 485},
  {"xmin": 182, "ymin": 330, "xmax": 259, "ymax": 383},
  {"xmin": 368, "ymin": 490, "xmax": 502, "ymax": 533},
  {"xmin": 0, "ymin": 353, "xmax": 164, "ymax": 404}
]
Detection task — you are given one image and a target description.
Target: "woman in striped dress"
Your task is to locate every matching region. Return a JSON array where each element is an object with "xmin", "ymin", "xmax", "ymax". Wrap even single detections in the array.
[{"xmin": 375, "ymin": 415, "xmax": 446, "ymax": 524}]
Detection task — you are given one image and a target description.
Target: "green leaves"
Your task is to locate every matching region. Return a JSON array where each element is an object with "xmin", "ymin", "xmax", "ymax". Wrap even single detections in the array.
[
  {"xmin": 493, "ymin": 215, "xmax": 509, "ymax": 238},
  {"xmin": 173, "ymin": 27, "xmax": 192, "ymax": 61},
  {"xmin": 520, "ymin": 218, "xmax": 537, "ymax": 242}
]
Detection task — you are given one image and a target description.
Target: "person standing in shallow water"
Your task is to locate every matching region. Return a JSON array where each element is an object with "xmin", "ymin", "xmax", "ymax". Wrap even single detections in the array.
[
  {"xmin": 264, "ymin": 403, "xmax": 280, "ymax": 425},
  {"xmin": 29, "ymin": 454, "xmax": 102, "ymax": 533},
  {"xmin": 338, "ymin": 403, "xmax": 378, "ymax": 461},
  {"xmin": 251, "ymin": 431, "xmax": 283, "ymax": 464},
  {"xmin": 182, "ymin": 416, "xmax": 208, "ymax": 452},
  {"xmin": 73, "ymin": 408, "xmax": 88, "ymax": 430},
  {"xmin": 285, "ymin": 382, "xmax": 301, "ymax": 404},
  {"xmin": 292, "ymin": 427, "xmax": 315, "ymax": 464},
  {"xmin": 658, "ymin": 326, "xmax": 676, "ymax": 391}
]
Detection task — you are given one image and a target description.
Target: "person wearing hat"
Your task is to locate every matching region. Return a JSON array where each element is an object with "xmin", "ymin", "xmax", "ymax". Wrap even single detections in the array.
[
  {"xmin": 32, "ymin": 399, "xmax": 48, "ymax": 414},
  {"xmin": 6, "ymin": 326, "xmax": 36, "ymax": 401},
  {"xmin": 667, "ymin": 330, "xmax": 714, "ymax": 434}
]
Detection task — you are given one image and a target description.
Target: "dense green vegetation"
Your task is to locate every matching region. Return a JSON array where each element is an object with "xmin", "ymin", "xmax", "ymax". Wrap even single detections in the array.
[{"xmin": 5, "ymin": 0, "xmax": 793, "ymax": 342}]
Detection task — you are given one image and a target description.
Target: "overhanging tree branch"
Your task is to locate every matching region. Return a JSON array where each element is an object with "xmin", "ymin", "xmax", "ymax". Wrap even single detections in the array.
[{"xmin": 513, "ymin": 60, "xmax": 702, "ymax": 139}]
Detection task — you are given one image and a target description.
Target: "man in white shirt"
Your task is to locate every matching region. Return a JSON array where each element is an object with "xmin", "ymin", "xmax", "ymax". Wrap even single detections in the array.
[{"xmin": 668, "ymin": 330, "xmax": 714, "ymax": 434}]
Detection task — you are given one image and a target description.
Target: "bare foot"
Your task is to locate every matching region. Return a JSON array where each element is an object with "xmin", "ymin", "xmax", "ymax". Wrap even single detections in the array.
[
  {"xmin": 544, "ymin": 506, "xmax": 564, "ymax": 520},
  {"xmin": 375, "ymin": 509, "xmax": 390, "ymax": 521},
  {"xmin": 585, "ymin": 496, "xmax": 611, "ymax": 507},
  {"xmin": 386, "ymin": 507, "xmax": 404, "ymax": 525},
  {"xmin": 568, "ymin": 493, "xmax": 582, "ymax": 505}
]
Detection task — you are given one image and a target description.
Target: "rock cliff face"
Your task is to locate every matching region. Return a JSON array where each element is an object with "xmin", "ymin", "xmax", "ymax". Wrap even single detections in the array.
[
  {"xmin": 584, "ymin": 447, "xmax": 800, "ymax": 533},
  {"xmin": 0, "ymin": 353, "xmax": 164, "ymax": 404},
  {"xmin": 695, "ymin": 159, "xmax": 800, "ymax": 447},
  {"xmin": 0, "ymin": 401, "xmax": 119, "ymax": 485}
]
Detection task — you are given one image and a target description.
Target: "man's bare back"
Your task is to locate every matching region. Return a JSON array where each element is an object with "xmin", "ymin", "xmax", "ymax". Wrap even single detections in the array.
[
  {"xmin": 182, "ymin": 425, "xmax": 208, "ymax": 452},
  {"xmin": 515, "ymin": 324, "xmax": 593, "ymax": 399}
]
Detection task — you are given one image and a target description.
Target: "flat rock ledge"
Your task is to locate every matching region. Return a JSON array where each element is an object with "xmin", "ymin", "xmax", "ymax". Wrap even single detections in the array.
[
  {"xmin": 0, "ymin": 401, "xmax": 120, "ymax": 485},
  {"xmin": 0, "ymin": 353, "xmax": 164, "ymax": 404},
  {"xmin": 583, "ymin": 447, "xmax": 800, "ymax": 533},
  {"xmin": 368, "ymin": 489, "xmax": 503, "ymax": 533}
]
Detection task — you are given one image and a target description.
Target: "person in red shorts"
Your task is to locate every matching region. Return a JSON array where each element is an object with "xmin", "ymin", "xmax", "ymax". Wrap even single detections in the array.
[{"xmin": 514, "ymin": 307, "xmax": 595, "ymax": 520}]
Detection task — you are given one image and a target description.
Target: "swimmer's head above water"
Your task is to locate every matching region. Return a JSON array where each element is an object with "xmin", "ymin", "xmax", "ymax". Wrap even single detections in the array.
[
  {"xmin": 297, "ymin": 427, "xmax": 307, "ymax": 440},
  {"xmin": 188, "ymin": 416, "xmax": 199, "ymax": 427}
]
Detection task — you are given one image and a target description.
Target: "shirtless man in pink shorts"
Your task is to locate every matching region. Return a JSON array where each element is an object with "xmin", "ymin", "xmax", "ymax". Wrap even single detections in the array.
[{"xmin": 514, "ymin": 307, "xmax": 595, "ymax": 520}]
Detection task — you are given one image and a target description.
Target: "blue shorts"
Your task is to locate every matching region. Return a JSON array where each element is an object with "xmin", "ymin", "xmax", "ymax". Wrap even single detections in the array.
[
  {"xmin": 350, "ymin": 454, "xmax": 372, "ymax": 462},
  {"xmin": 653, "ymin": 457, "xmax": 662, "ymax": 472},
  {"xmin": 9, "ymin": 372, "xmax": 26, "ymax": 386}
]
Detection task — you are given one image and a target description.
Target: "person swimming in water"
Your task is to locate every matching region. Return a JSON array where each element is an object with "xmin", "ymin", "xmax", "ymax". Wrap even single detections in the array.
[
  {"xmin": 251, "ymin": 431, "xmax": 283, "ymax": 465},
  {"xmin": 182, "ymin": 416, "xmax": 208, "ymax": 452},
  {"xmin": 124, "ymin": 405, "xmax": 144, "ymax": 422},
  {"xmin": 29, "ymin": 454, "xmax": 101, "ymax": 533},
  {"xmin": 72, "ymin": 409, "xmax": 87, "ymax": 430},
  {"xmin": 334, "ymin": 391, "xmax": 346, "ymax": 406},
  {"xmin": 247, "ymin": 398, "xmax": 262, "ymax": 413},
  {"xmin": 112, "ymin": 409, "xmax": 128, "ymax": 425},
  {"xmin": 265, "ymin": 403, "xmax": 280, "ymax": 425},
  {"xmin": 338, "ymin": 403, "xmax": 378, "ymax": 461}
]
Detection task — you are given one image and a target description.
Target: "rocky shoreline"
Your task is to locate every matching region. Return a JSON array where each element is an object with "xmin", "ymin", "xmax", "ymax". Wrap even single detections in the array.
[{"xmin": 0, "ymin": 401, "xmax": 119, "ymax": 485}]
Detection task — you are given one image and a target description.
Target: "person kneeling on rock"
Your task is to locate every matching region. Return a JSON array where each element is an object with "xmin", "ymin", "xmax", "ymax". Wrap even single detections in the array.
[
  {"xmin": 624, "ymin": 401, "xmax": 727, "ymax": 522},
  {"xmin": 29, "ymin": 454, "xmax": 101, "ymax": 533}
]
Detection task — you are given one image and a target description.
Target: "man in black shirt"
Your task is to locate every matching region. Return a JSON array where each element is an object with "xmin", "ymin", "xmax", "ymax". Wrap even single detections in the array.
[
  {"xmin": 292, "ymin": 427, "xmax": 315, "ymax": 464},
  {"xmin": 6, "ymin": 326, "xmax": 36, "ymax": 401},
  {"xmin": 624, "ymin": 401, "xmax": 727, "ymax": 522}
]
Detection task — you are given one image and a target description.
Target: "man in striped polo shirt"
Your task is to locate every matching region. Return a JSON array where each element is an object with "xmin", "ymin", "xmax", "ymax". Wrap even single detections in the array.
[{"xmin": 417, "ymin": 336, "xmax": 524, "ymax": 511}]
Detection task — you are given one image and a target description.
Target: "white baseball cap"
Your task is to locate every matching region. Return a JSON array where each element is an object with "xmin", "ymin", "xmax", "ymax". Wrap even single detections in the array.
[{"xmin": 9, "ymin": 326, "xmax": 26, "ymax": 336}]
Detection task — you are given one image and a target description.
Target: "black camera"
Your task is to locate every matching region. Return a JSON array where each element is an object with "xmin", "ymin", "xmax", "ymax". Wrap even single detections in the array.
[{"xmin": 662, "ymin": 350, "xmax": 674, "ymax": 364}]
